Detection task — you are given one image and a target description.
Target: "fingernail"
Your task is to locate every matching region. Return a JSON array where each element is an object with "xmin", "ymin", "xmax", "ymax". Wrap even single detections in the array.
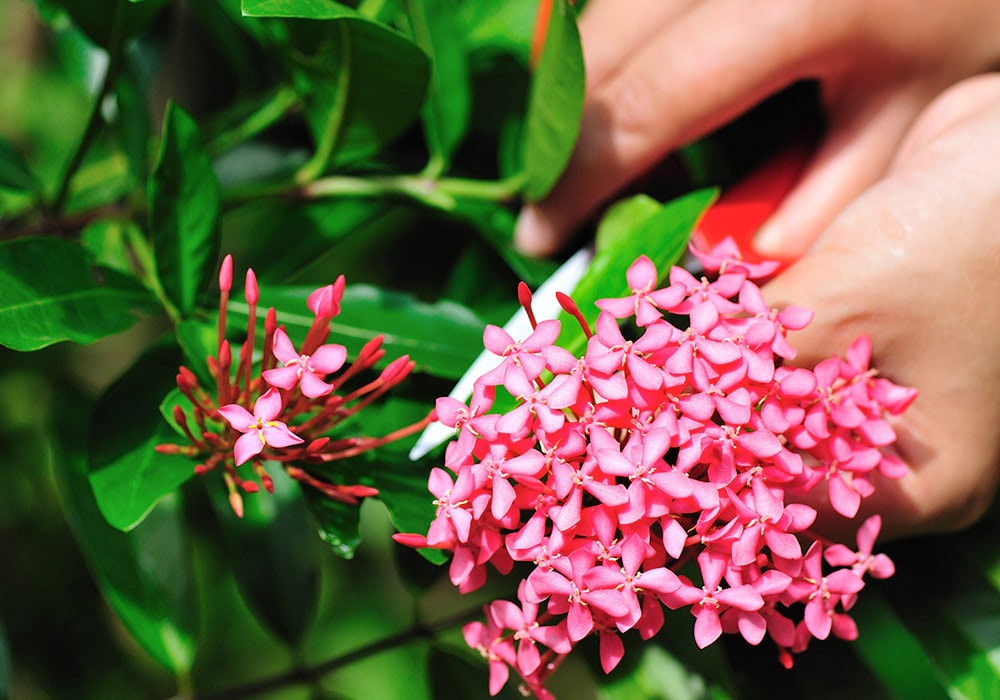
[
  {"xmin": 753, "ymin": 220, "xmax": 786, "ymax": 257},
  {"xmin": 514, "ymin": 205, "xmax": 548, "ymax": 256}
]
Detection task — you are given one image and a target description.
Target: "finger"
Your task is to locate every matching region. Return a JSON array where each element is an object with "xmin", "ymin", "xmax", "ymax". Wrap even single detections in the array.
[
  {"xmin": 753, "ymin": 86, "xmax": 928, "ymax": 257},
  {"xmin": 516, "ymin": 0, "xmax": 848, "ymax": 255},
  {"xmin": 579, "ymin": 0, "xmax": 698, "ymax": 91},
  {"xmin": 762, "ymin": 84, "xmax": 1000, "ymax": 537}
]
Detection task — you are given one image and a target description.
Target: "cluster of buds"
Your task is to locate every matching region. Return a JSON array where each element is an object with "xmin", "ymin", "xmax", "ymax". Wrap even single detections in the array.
[
  {"xmin": 157, "ymin": 255, "xmax": 434, "ymax": 517},
  {"xmin": 395, "ymin": 239, "xmax": 915, "ymax": 698}
]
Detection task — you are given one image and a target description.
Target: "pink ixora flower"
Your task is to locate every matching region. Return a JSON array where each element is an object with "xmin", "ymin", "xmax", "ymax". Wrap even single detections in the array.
[
  {"xmin": 218, "ymin": 387, "xmax": 304, "ymax": 465},
  {"xmin": 262, "ymin": 328, "xmax": 347, "ymax": 398}
]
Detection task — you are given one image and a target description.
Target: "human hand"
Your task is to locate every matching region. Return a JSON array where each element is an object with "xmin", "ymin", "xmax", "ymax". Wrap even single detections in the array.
[
  {"xmin": 762, "ymin": 74, "xmax": 1000, "ymax": 540},
  {"xmin": 515, "ymin": 0, "xmax": 1000, "ymax": 257}
]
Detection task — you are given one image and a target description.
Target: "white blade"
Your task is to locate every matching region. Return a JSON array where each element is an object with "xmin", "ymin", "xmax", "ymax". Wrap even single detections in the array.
[{"xmin": 409, "ymin": 245, "xmax": 594, "ymax": 461}]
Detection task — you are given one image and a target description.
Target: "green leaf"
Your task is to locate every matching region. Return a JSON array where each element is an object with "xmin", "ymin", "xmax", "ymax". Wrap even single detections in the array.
[
  {"xmin": 208, "ymin": 464, "xmax": 322, "ymax": 646},
  {"xmin": 522, "ymin": 0, "xmax": 585, "ymax": 201},
  {"xmin": 0, "ymin": 137, "xmax": 41, "ymax": 194},
  {"xmin": 241, "ymin": 0, "xmax": 356, "ymax": 18},
  {"xmin": 88, "ymin": 344, "xmax": 197, "ymax": 531},
  {"xmin": 451, "ymin": 199, "xmax": 559, "ymax": 288},
  {"xmin": 245, "ymin": 1, "xmax": 431, "ymax": 173},
  {"xmin": 560, "ymin": 189, "xmax": 716, "ymax": 359},
  {"xmin": 230, "ymin": 283, "xmax": 486, "ymax": 380},
  {"xmin": 597, "ymin": 644, "xmax": 717, "ymax": 700},
  {"xmin": 149, "ymin": 101, "xmax": 222, "ymax": 317},
  {"xmin": 51, "ymin": 383, "xmax": 196, "ymax": 672},
  {"xmin": 375, "ymin": 444, "xmax": 447, "ymax": 565},
  {"xmin": 0, "ymin": 237, "xmax": 159, "ymax": 351},
  {"xmin": 0, "ymin": 620, "xmax": 8, "ymax": 700},
  {"xmin": 406, "ymin": 0, "xmax": 471, "ymax": 171},
  {"xmin": 429, "ymin": 646, "xmax": 525, "ymax": 700}
]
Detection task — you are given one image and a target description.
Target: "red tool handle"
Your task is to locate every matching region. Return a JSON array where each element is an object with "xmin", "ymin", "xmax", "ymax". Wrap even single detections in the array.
[{"xmin": 692, "ymin": 140, "xmax": 812, "ymax": 271}]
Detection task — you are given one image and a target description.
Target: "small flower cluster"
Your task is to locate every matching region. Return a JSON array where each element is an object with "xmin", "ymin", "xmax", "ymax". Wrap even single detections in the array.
[
  {"xmin": 157, "ymin": 255, "xmax": 433, "ymax": 516},
  {"xmin": 396, "ymin": 239, "xmax": 915, "ymax": 698}
]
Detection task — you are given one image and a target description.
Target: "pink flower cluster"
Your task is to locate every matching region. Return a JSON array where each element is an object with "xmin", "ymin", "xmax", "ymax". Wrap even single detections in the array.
[
  {"xmin": 396, "ymin": 239, "xmax": 915, "ymax": 698},
  {"xmin": 157, "ymin": 255, "xmax": 433, "ymax": 516}
]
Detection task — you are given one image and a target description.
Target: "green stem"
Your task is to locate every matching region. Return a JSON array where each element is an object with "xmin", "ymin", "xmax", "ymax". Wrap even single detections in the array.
[
  {"xmin": 187, "ymin": 605, "xmax": 482, "ymax": 700},
  {"xmin": 51, "ymin": 0, "xmax": 128, "ymax": 213},
  {"xmin": 205, "ymin": 87, "xmax": 300, "ymax": 157},
  {"xmin": 296, "ymin": 22, "xmax": 352, "ymax": 184}
]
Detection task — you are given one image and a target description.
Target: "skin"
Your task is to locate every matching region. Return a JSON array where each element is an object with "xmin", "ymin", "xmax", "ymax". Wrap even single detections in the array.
[{"xmin": 515, "ymin": 0, "xmax": 1000, "ymax": 538}]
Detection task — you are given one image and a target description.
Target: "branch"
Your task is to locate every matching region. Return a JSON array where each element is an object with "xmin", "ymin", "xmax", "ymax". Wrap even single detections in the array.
[{"xmin": 186, "ymin": 605, "xmax": 483, "ymax": 700}]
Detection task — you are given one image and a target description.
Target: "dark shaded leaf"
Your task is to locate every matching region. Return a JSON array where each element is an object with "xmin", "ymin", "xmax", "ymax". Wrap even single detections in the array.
[
  {"xmin": 51, "ymin": 383, "xmax": 196, "ymax": 672},
  {"xmin": 301, "ymin": 487, "xmax": 362, "ymax": 558},
  {"xmin": 208, "ymin": 463, "xmax": 322, "ymax": 646},
  {"xmin": 0, "ymin": 137, "xmax": 41, "ymax": 194},
  {"xmin": 34, "ymin": 0, "xmax": 168, "ymax": 49}
]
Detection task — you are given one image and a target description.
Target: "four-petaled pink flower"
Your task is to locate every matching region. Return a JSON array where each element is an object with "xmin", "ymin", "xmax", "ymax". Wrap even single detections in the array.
[
  {"xmin": 262, "ymin": 328, "xmax": 347, "ymax": 397},
  {"xmin": 219, "ymin": 387, "xmax": 304, "ymax": 465}
]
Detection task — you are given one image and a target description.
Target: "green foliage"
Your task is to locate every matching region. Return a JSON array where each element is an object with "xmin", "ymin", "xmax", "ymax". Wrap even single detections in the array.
[
  {"xmin": 88, "ymin": 345, "xmax": 196, "ymax": 531},
  {"xmin": 149, "ymin": 101, "xmax": 222, "ymax": 317},
  {"xmin": 522, "ymin": 0, "xmax": 585, "ymax": 200},
  {"xmin": 5, "ymin": 1, "xmax": 999, "ymax": 699},
  {"xmin": 0, "ymin": 237, "xmax": 158, "ymax": 351}
]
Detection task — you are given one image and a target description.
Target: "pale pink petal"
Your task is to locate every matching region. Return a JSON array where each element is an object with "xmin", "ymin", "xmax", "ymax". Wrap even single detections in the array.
[
  {"xmin": 270, "ymin": 328, "xmax": 298, "ymax": 364},
  {"xmin": 310, "ymin": 343, "xmax": 348, "ymax": 373},
  {"xmin": 218, "ymin": 404, "xmax": 255, "ymax": 432},
  {"xmin": 262, "ymin": 365, "xmax": 300, "ymax": 391},
  {"xmin": 299, "ymin": 371, "xmax": 334, "ymax": 398},
  {"xmin": 261, "ymin": 422, "xmax": 304, "ymax": 449},
  {"xmin": 233, "ymin": 431, "xmax": 265, "ymax": 465},
  {"xmin": 254, "ymin": 387, "xmax": 284, "ymax": 422}
]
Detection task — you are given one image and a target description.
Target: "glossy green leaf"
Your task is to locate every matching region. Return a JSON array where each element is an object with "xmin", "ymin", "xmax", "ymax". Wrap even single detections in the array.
[
  {"xmin": 406, "ymin": 0, "xmax": 471, "ymax": 170},
  {"xmin": 0, "ymin": 237, "xmax": 159, "ymax": 351},
  {"xmin": 522, "ymin": 0, "xmax": 585, "ymax": 200},
  {"xmin": 559, "ymin": 189, "xmax": 715, "ymax": 359},
  {"xmin": 51, "ymin": 384, "xmax": 196, "ymax": 672},
  {"xmin": 0, "ymin": 137, "xmax": 41, "ymax": 194},
  {"xmin": 241, "ymin": 0, "xmax": 355, "ymax": 18},
  {"xmin": 230, "ymin": 283, "xmax": 486, "ymax": 380},
  {"xmin": 88, "ymin": 345, "xmax": 197, "ymax": 532},
  {"xmin": 149, "ymin": 101, "xmax": 222, "ymax": 317},
  {"xmin": 208, "ymin": 464, "xmax": 322, "ymax": 646}
]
